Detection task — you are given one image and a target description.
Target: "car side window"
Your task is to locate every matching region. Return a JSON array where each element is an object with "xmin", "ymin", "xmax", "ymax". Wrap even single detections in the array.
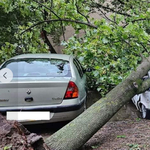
[
  {"xmin": 73, "ymin": 58, "xmax": 84, "ymax": 78},
  {"xmin": 75, "ymin": 59, "xmax": 85, "ymax": 73}
]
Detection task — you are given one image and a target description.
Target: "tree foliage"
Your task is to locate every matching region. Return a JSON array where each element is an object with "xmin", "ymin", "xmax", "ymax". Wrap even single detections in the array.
[
  {"xmin": 62, "ymin": 0, "xmax": 150, "ymax": 95},
  {"xmin": 1, "ymin": 0, "xmax": 150, "ymax": 95}
]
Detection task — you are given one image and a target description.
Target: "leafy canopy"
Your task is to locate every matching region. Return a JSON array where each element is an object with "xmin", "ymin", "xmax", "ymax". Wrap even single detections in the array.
[{"xmin": 1, "ymin": 0, "xmax": 150, "ymax": 95}]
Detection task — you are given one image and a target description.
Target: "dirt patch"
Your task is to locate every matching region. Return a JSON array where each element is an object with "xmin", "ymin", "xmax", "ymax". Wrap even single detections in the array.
[
  {"xmin": 80, "ymin": 101, "xmax": 149, "ymax": 150},
  {"xmin": 81, "ymin": 119, "xmax": 150, "ymax": 150}
]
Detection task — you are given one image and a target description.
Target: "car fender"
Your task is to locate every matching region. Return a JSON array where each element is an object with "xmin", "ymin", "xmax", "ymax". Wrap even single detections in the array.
[
  {"xmin": 139, "ymin": 91, "xmax": 150, "ymax": 111},
  {"xmin": 132, "ymin": 94, "xmax": 141, "ymax": 110}
]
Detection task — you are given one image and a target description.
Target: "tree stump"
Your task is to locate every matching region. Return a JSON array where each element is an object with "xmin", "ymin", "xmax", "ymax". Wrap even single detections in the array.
[{"xmin": 0, "ymin": 114, "xmax": 50, "ymax": 150}]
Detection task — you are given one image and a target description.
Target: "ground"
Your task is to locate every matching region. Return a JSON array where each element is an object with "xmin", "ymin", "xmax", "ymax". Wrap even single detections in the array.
[
  {"xmin": 83, "ymin": 101, "xmax": 150, "ymax": 150},
  {"xmin": 82, "ymin": 119, "xmax": 150, "ymax": 150},
  {"xmin": 25, "ymin": 101, "xmax": 150, "ymax": 150}
]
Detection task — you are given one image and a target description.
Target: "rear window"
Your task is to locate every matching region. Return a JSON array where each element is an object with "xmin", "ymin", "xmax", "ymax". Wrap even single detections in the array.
[{"xmin": 1, "ymin": 58, "xmax": 71, "ymax": 77}]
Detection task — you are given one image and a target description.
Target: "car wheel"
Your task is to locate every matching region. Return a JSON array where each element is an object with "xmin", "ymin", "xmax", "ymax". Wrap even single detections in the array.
[{"xmin": 141, "ymin": 104, "xmax": 150, "ymax": 119}]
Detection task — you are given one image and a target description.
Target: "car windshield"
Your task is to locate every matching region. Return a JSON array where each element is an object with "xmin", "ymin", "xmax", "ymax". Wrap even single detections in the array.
[{"xmin": 1, "ymin": 58, "xmax": 71, "ymax": 77}]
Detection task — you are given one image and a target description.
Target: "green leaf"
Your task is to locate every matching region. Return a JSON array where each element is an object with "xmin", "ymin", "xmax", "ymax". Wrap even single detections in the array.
[{"xmin": 102, "ymin": 37, "xmax": 109, "ymax": 44}]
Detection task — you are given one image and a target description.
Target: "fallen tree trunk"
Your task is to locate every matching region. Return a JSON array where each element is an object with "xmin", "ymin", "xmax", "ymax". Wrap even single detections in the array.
[{"xmin": 45, "ymin": 56, "xmax": 150, "ymax": 150}]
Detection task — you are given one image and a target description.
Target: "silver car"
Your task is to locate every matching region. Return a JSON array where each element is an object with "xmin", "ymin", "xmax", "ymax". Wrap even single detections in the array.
[
  {"xmin": 132, "ymin": 71, "xmax": 150, "ymax": 119},
  {"xmin": 0, "ymin": 54, "xmax": 87, "ymax": 124}
]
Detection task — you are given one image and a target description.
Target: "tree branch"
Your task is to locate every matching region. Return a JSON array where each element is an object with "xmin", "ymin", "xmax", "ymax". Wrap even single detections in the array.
[
  {"xmin": 41, "ymin": 29, "xmax": 57, "ymax": 53},
  {"xmin": 132, "ymin": 18, "xmax": 150, "ymax": 22},
  {"xmin": 33, "ymin": 0, "xmax": 66, "ymax": 42},
  {"xmin": 92, "ymin": 2, "xmax": 131, "ymax": 17},
  {"xmin": 140, "ymin": 42, "xmax": 150, "ymax": 54},
  {"xmin": 123, "ymin": 18, "xmax": 150, "ymax": 28},
  {"xmin": 75, "ymin": 3, "xmax": 90, "ymax": 23},
  {"xmin": 33, "ymin": 0, "xmax": 61, "ymax": 20},
  {"xmin": 21, "ymin": 19, "xmax": 97, "ymax": 34},
  {"xmin": 117, "ymin": 0, "xmax": 125, "ymax": 5},
  {"xmin": 42, "ymin": 0, "xmax": 57, "ymax": 53},
  {"xmin": 97, "ymin": 8, "xmax": 118, "ymax": 25}
]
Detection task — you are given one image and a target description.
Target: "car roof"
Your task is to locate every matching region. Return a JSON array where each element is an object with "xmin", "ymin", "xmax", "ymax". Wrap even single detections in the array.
[{"xmin": 10, "ymin": 53, "xmax": 73, "ymax": 61}]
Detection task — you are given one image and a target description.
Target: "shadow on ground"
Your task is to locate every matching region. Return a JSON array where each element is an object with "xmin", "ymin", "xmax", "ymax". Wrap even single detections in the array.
[{"xmin": 25, "ymin": 121, "xmax": 70, "ymax": 140}]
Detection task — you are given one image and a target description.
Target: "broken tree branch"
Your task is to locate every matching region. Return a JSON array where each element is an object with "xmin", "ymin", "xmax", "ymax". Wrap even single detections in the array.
[
  {"xmin": 45, "ymin": 56, "xmax": 150, "ymax": 150},
  {"xmin": 21, "ymin": 19, "xmax": 97, "ymax": 34}
]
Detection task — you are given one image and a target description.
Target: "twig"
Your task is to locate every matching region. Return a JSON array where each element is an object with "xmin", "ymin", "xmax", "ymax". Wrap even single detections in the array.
[
  {"xmin": 75, "ymin": 3, "xmax": 90, "ymax": 23},
  {"xmin": 123, "ymin": 18, "xmax": 150, "ymax": 28},
  {"xmin": 33, "ymin": 0, "xmax": 61, "ymax": 19},
  {"xmin": 62, "ymin": 24, "xmax": 66, "ymax": 41},
  {"xmin": 117, "ymin": 0, "xmax": 125, "ymax": 5},
  {"xmin": 98, "ymin": 8, "xmax": 117, "ymax": 25},
  {"xmin": 140, "ymin": 42, "xmax": 150, "ymax": 54},
  {"xmin": 92, "ymin": 2, "xmax": 131, "ymax": 17},
  {"xmin": 33, "ymin": 0, "xmax": 66, "ymax": 42}
]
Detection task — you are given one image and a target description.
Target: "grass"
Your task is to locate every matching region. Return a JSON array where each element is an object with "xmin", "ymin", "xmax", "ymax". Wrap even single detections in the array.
[
  {"xmin": 116, "ymin": 135, "xmax": 126, "ymax": 138},
  {"xmin": 127, "ymin": 143, "xmax": 140, "ymax": 150}
]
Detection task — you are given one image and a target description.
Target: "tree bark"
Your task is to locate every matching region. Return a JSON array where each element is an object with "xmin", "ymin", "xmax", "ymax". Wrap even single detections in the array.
[
  {"xmin": 45, "ymin": 56, "xmax": 150, "ymax": 150},
  {"xmin": 41, "ymin": 29, "xmax": 57, "ymax": 54},
  {"xmin": 41, "ymin": 0, "xmax": 57, "ymax": 54}
]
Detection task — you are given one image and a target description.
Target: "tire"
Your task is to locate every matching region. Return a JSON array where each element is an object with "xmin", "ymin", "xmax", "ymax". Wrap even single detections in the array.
[{"xmin": 141, "ymin": 104, "xmax": 150, "ymax": 119}]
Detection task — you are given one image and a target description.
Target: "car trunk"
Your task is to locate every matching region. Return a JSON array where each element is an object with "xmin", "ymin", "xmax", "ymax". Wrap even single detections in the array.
[{"xmin": 0, "ymin": 77, "xmax": 71, "ymax": 107}]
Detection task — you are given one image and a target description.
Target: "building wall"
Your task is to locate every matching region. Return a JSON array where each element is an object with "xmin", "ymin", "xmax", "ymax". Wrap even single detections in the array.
[{"xmin": 51, "ymin": 12, "xmax": 103, "ymax": 53}]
